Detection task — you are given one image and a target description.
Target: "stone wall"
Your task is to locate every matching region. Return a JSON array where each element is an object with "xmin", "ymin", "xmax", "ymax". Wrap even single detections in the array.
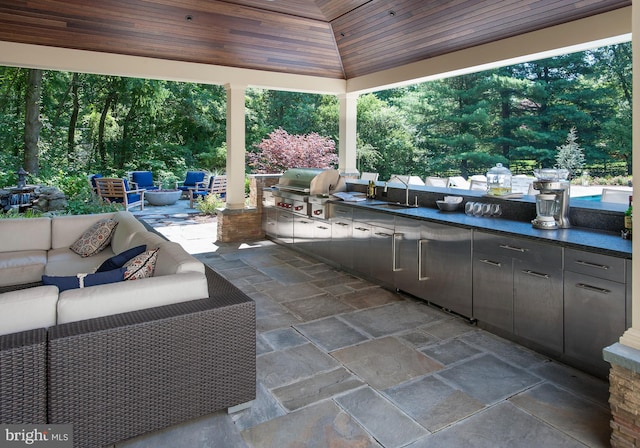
[
  {"xmin": 216, "ymin": 208, "xmax": 263, "ymax": 242},
  {"xmin": 609, "ymin": 364, "xmax": 640, "ymax": 447},
  {"xmin": 604, "ymin": 344, "xmax": 640, "ymax": 447}
]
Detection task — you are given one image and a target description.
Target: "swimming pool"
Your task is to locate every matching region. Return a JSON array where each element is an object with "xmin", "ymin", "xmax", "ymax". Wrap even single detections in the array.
[{"xmin": 573, "ymin": 194, "xmax": 602, "ymax": 201}]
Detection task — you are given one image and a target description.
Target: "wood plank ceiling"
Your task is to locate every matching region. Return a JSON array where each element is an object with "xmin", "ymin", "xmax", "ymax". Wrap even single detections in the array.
[{"xmin": 0, "ymin": 0, "xmax": 630, "ymax": 80}]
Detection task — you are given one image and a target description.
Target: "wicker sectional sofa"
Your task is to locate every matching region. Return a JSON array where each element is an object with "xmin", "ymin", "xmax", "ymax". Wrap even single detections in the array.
[{"xmin": 0, "ymin": 212, "xmax": 256, "ymax": 448}]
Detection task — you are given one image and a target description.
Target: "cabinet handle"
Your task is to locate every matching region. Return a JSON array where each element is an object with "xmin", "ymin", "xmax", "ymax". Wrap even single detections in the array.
[
  {"xmin": 418, "ymin": 239, "xmax": 429, "ymax": 281},
  {"xmin": 522, "ymin": 269, "xmax": 550, "ymax": 279},
  {"xmin": 499, "ymin": 244, "xmax": 527, "ymax": 253},
  {"xmin": 574, "ymin": 260, "xmax": 610, "ymax": 270},
  {"xmin": 392, "ymin": 233, "xmax": 402, "ymax": 272},
  {"xmin": 355, "ymin": 227, "xmax": 370, "ymax": 232},
  {"xmin": 336, "ymin": 222, "xmax": 349, "ymax": 227},
  {"xmin": 375, "ymin": 232, "xmax": 393, "ymax": 237},
  {"xmin": 317, "ymin": 225, "xmax": 329, "ymax": 230},
  {"xmin": 576, "ymin": 283, "xmax": 611, "ymax": 294},
  {"xmin": 479, "ymin": 259, "xmax": 502, "ymax": 267}
]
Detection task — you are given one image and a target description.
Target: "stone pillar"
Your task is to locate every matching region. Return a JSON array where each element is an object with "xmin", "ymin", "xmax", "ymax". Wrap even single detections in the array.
[
  {"xmin": 604, "ymin": 3, "xmax": 638, "ymax": 446},
  {"xmin": 216, "ymin": 208, "xmax": 262, "ymax": 242},
  {"xmin": 338, "ymin": 93, "xmax": 360, "ymax": 179}
]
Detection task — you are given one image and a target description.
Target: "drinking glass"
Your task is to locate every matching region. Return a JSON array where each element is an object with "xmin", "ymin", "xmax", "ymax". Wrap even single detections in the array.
[
  {"xmin": 465, "ymin": 202, "xmax": 475, "ymax": 215},
  {"xmin": 490, "ymin": 203, "xmax": 502, "ymax": 217},
  {"xmin": 473, "ymin": 203, "xmax": 483, "ymax": 216},
  {"xmin": 482, "ymin": 203, "xmax": 492, "ymax": 216}
]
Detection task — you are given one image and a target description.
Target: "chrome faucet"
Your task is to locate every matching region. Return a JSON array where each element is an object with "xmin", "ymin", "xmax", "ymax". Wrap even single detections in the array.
[{"xmin": 384, "ymin": 175, "xmax": 413, "ymax": 206}]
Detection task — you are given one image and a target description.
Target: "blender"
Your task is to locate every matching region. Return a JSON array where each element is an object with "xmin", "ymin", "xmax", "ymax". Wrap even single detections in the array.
[{"xmin": 531, "ymin": 169, "xmax": 571, "ymax": 229}]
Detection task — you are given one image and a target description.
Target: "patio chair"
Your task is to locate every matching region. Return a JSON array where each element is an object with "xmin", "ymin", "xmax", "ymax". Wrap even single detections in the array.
[
  {"xmin": 94, "ymin": 177, "xmax": 145, "ymax": 211},
  {"xmin": 189, "ymin": 175, "xmax": 226, "ymax": 208},
  {"xmin": 425, "ymin": 176, "xmax": 448, "ymax": 187},
  {"xmin": 601, "ymin": 188, "xmax": 632, "ymax": 204},
  {"xmin": 175, "ymin": 171, "xmax": 207, "ymax": 197},
  {"xmin": 87, "ymin": 173, "xmax": 103, "ymax": 196},
  {"xmin": 447, "ymin": 176, "xmax": 470, "ymax": 189},
  {"xmin": 360, "ymin": 172, "xmax": 379, "ymax": 182},
  {"xmin": 128, "ymin": 171, "xmax": 160, "ymax": 191}
]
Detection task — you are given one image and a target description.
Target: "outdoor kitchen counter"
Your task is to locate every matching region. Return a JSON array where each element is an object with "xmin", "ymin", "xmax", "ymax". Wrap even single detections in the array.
[{"xmin": 333, "ymin": 199, "xmax": 632, "ymax": 258}]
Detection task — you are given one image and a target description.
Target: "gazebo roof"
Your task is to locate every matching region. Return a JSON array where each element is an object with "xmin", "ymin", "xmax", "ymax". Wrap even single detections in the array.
[{"xmin": 0, "ymin": 0, "xmax": 631, "ymax": 93}]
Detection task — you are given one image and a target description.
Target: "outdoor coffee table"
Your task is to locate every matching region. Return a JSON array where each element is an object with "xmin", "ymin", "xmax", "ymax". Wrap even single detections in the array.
[{"xmin": 145, "ymin": 189, "xmax": 182, "ymax": 206}]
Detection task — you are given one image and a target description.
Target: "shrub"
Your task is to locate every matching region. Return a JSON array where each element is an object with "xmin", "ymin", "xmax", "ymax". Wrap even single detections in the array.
[
  {"xmin": 247, "ymin": 128, "xmax": 338, "ymax": 173},
  {"xmin": 194, "ymin": 194, "xmax": 225, "ymax": 215}
]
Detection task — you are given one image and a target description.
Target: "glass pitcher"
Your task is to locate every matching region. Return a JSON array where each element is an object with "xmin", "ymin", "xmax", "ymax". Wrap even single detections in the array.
[{"xmin": 486, "ymin": 163, "xmax": 512, "ymax": 196}]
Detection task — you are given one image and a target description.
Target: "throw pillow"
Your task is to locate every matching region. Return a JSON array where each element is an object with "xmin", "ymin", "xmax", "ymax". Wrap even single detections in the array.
[
  {"xmin": 70, "ymin": 219, "xmax": 118, "ymax": 257},
  {"xmin": 42, "ymin": 267, "xmax": 126, "ymax": 292},
  {"xmin": 123, "ymin": 248, "xmax": 159, "ymax": 280},
  {"xmin": 95, "ymin": 245, "xmax": 147, "ymax": 273}
]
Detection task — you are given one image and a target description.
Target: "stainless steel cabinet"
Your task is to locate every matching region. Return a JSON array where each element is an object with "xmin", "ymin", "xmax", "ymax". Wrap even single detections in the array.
[
  {"xmin": 513, "ymin": 258, "xmax": 563, "ymax": 353},
  {"xmin": 472, "ymin": 249, "xmax": 513, "ymax": 333},
  {"xmin": 473, "ymin": 232, "xmax": 563, "ymax": 353},
  {"xmin": 276, "ymin": 210, "xmax": 294, "ymax": 244},
  {"xmin": 370, "ymin": 224, "xmax": 395, "ymax": 288},
  {"xmin": 293, "ymin": 215, "xmax": 314, "ymax": 251},
  {"xmin": 350, "ymin": 208, "xmax": 396, "ymax": 287},
  {"xmin": 311, "ymin": 219, "xmax": 332, "ymax": 261},
  {"xmin": 564, "ymin": 248, "xmax": 628, "ymax": 377},
  {"xmin": 330, "ymin": 204, "xmax": 353, "ymax": 270},
  {"xmin": 262, "ymin": 206, "xmax": 277, "ymax": 238},
  {"xmin": 396, "ymin": 217, "xmax": 472, "ymax": 317},
  {"xmin": 352, "ymin": 222, "xmax": 372, "ymax": 276}
]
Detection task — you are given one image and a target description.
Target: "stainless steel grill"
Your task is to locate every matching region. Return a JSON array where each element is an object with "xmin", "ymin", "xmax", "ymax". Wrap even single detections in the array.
[{"xmin": 273, "ymin": 168, "xmax": 345, "ymax": 218}]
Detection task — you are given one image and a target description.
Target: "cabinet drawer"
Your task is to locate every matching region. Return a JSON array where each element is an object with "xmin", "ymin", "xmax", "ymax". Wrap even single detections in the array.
[
  {"xmin": 473, "ymin": 232, "xmax": 561, "ymax": 267},
  {"xmin": 331, "ymin": 203, "xmax": 352, "ymax": 219},
  {"xmin": 564, "ymin": 248, "xmax": 626, "ymax": 283}
]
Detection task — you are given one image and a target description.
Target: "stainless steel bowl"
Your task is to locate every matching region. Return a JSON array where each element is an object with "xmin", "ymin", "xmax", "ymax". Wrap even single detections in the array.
[{"xmin": 436, "ymin": 200, "xmax": 460, "ymax": 212}]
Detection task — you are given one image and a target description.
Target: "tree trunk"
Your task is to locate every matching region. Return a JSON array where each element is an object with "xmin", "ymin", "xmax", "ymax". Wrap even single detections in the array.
[
  {"xmin": 23, "ymin": 68, "xmax": 43, "ymax": 175},
  {"xmin": 68, "ymin": 73, "xmax": 79, "ymax": 161},
  {"xmin": 98, "ymin": 91, "xmax": 116, "ymax": 167}
]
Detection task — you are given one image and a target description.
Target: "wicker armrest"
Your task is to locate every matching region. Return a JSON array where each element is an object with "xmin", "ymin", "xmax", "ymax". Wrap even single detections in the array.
[
  {"xmin": 48, "ymin": 265, "xmax": 256, "ymax": 448},
  {"xmin": 0, "ymin": 328, "xmax": 48, "ymax": 424}
]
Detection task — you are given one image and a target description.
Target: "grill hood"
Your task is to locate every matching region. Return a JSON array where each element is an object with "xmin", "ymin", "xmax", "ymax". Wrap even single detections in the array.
[{"xmin": 275, "ymin": 168, "xmax": 345, "ymax": 196}]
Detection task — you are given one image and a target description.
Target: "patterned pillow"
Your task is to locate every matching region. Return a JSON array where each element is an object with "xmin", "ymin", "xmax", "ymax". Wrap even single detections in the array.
[
  {"xmin": 70, "ymin": 219, "xmax": 118, "ymax": 257},
  {"xmin": 123, "ymin": 248, "xmax": 159, "ymax": 280}
]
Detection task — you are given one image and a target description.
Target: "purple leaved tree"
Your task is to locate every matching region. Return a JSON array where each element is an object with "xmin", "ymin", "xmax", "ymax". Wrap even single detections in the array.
[{"xmin": 248, "ymin": 128, "xmax": 338, "ymax": 173}]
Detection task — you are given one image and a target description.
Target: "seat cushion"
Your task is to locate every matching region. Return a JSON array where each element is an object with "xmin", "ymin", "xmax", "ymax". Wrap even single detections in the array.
[
  {"xmin": 46, "ymin": 247, "xmax": 115, "ymax": 277},
  {"xmin": 56, "ymin": 272, "xmax": 209, "ymax": 324},
  {"xmin": 0, "ymin": 250, "xmax": 47, "ymax": 287},
  {"xmin": 132, "ymin": 171, "xmax": 153, "ymax": 187},
  {"xmin": 184, "ymin": 171, "xmax": 205, "ymax": 187},
  {"xmin": 0, "ymin": 285, "xmax": 58, "ymax": 336}
]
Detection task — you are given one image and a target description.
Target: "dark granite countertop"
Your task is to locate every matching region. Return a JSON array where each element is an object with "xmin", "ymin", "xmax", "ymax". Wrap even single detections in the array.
[{"xmin": 332, "ymin": 199, "xmax": 632, "ymax": 259}]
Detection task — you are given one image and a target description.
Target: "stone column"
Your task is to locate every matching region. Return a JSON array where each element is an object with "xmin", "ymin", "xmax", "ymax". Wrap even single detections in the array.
[
  {"xmin": 603, "ymin": 3, "xmax": 639, "ymax": 446},
  {"xmin": 338, "ymin": 93, "xmax": 360, "ymax": 179}
]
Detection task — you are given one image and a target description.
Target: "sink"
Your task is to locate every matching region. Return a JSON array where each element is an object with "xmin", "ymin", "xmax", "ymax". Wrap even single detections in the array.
[{"xmin": 370, "ymin": 203, "xmax": 414, "ymax": 209}]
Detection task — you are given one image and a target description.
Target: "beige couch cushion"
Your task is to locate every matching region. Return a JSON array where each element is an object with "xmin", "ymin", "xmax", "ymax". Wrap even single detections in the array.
[
  {"xmin": 56, "ymin": 271, "xmax": 209, "ymax": 324},
  {"xmin": 111, "ymin": 211, "xmax": 147, "ymax": 254},
  {"xmin": 155, "ymin": 241, "xmax": 205, "ymax": 276},
  {"xmin": 0, "ymin": 217, "xmax": 51, "ymax": 252},
  {"xmin": 45, "ymin": 247, "xmax": 116, "ymax": 276},
  {"xmin": 50, "ymin": 212, "xmax": 116, "ymax": 249},
  {"xmin": 0, "ymin": 250, "xmax": 47, "ymax": 287},
  {"xmin": 0, "ymin": 285, "xmax": 58, "ymax": 336}
]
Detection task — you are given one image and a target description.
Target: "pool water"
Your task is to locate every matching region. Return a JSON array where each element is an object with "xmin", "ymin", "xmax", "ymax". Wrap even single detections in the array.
[{"xmin": 573, "ymin": 195, "xmax": 602, "ymax": 201}]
